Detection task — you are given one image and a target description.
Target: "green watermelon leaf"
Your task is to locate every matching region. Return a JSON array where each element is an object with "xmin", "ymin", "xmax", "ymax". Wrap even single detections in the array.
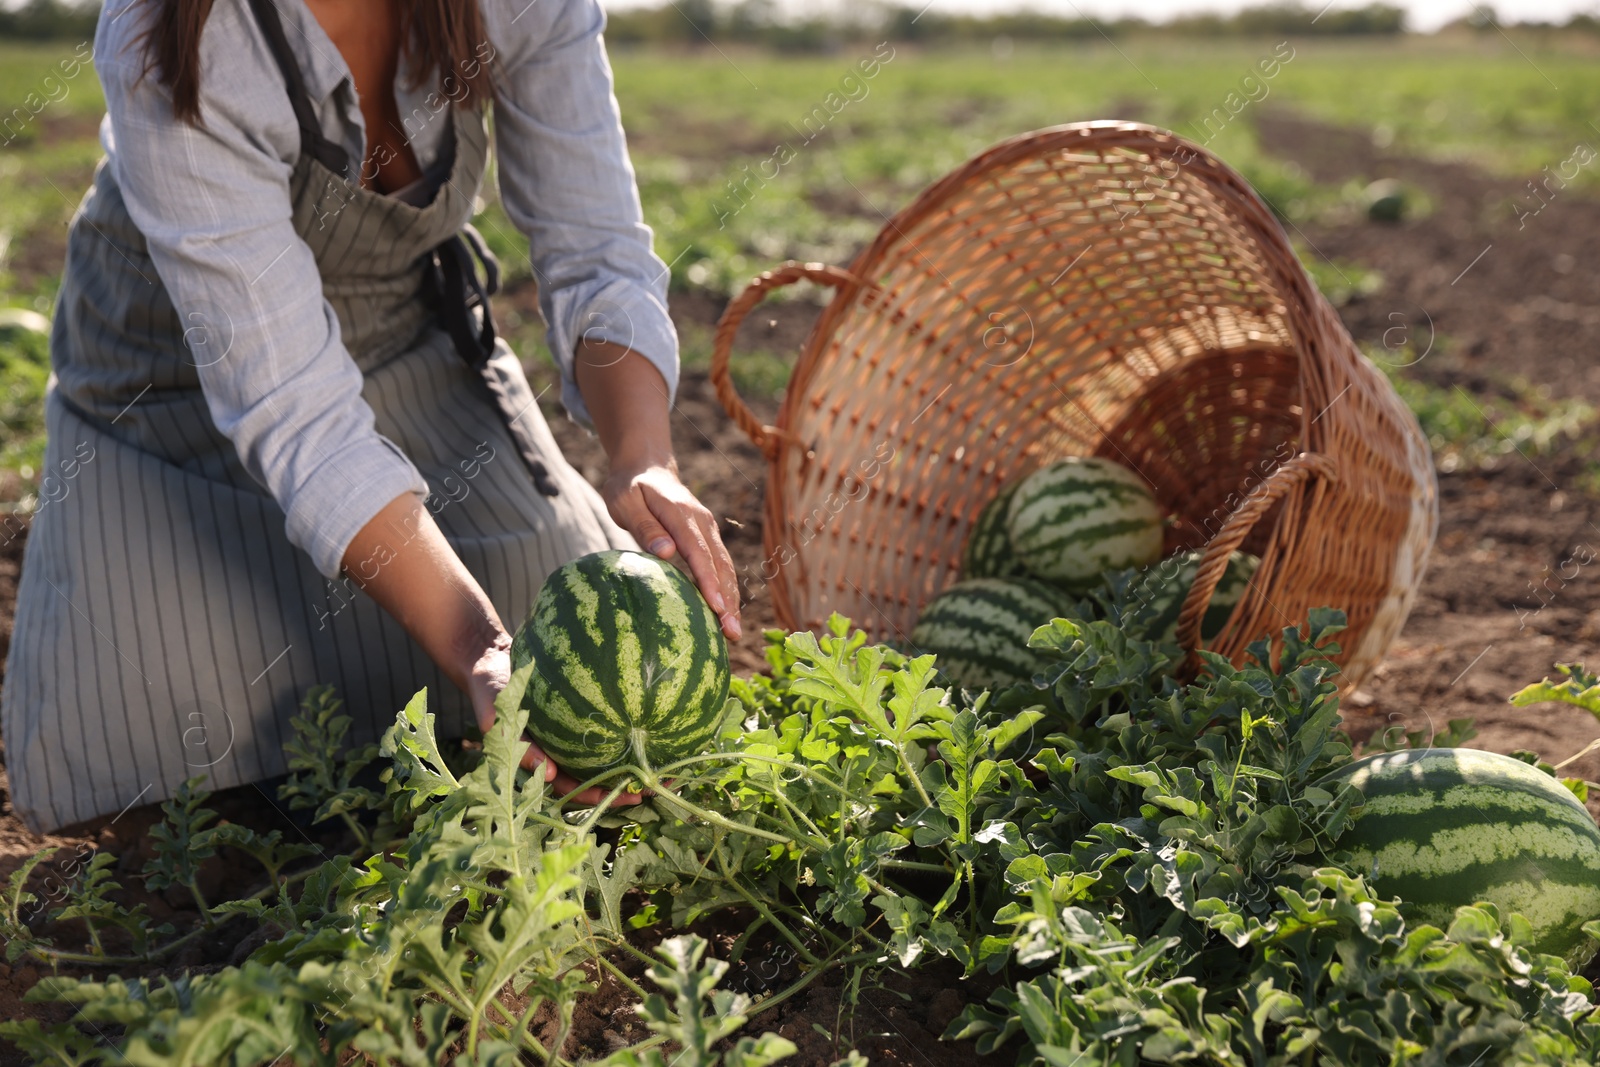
[
  {"xmin": 0, "ymin": 1019, "xmax": 104, "ymax": 1066},
  {"xmin": 380, "ymin": 688, "xmax": 461, "ymax": 815},
  {"xmin": 1511, "ymin": 663, "xmax": 1600, "ymax": 720}
]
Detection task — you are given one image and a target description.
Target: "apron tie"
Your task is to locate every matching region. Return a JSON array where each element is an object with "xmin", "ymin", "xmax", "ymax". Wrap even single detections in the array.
[{"xmin": 429, "ymin": 232, "xmax": 561, "ymax": 499}]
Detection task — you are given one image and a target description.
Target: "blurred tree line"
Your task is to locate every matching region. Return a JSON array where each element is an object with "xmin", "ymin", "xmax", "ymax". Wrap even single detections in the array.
[
  {"xmin": 0, "ymin": 0, "xmax": 1595, "ymax": 46},
  {"xmin": 0, "ymin": 0, "xmax": 97, "ymax": 40},
  {"xmin": 604, "ymin": 0, "xmax": 1412, "ymax": 48}
]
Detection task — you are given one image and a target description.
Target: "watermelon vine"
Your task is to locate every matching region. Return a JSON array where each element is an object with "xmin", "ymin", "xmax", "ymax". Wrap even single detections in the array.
[{"xmin": 4, "ymin": 609, "xmax": 1600, "ymax": 1064}]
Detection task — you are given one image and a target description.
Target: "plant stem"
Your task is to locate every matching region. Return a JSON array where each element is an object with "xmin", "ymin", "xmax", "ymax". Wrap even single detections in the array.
[
  {"xmin": 745, "ymin": 948, "xmax": 885, "ymax": 1019},
  {"xmin": 612, "ymin": 936, "xmax": 662, "ymax": 970},
  {"xmin": 26, "ymin": 944, "xmax": 145, "ymax": 966},
  {"xmin": 656, "ymin": 752, "xmax": 851, "ymax": 797},
  {"xmin": 760, "ymin": 786, "xmax": 828, "ymax": 844},
  {"xmin": 595, "ymin": 953, "xmax": 650, "ymax": 1001},
  {"xmin": 537, "ymin": 1015, "xmax": 574, "ymax": 1067},
  {"xmin": 724, "ymin": 872, "xmax": 821, "ymax": 967},
  {"xmin": 186, "ymin": 880, "xmax": 213, "ymax": 928},
  {"xmin": 895, "ymin": 742, "xmax": 936, "ymax": 809},
  {"xmin": 339, "ymin": 811, "xmax": 371, "ymax": 853},
  {"xmin": 965, "ymin": 860, "xmax": 978, "ymax": 927},
  {"xmin": 633, "ymin": 768, "xmax": 796, "ymax": 847},
  {"xmin": 487, "ymin": 993, "xmax": 575, "ymax": 1067},
  {"xmin": 1555, "ymin": 736, "xmax": 1600, "ymax": 770},
  {"xmin": 416, "ymin": 975, "xmax": 476, "ymax": 1022}
]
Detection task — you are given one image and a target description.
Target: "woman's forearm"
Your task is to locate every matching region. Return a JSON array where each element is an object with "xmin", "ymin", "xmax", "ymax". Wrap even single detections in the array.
[
  {"xmin": 340, "ymin": 491, "xmax": 626, "ymax": 801},
  {"xmin": 575, "ymin": 340, "xmax": 742, "ymax": 637},
  {"xmin": 574, "ymin": 341, "xmax": 676, "ymax": 472},
  {"xmin": 340, "ymin": 492, "xmax": 508, "ymax": 696}
]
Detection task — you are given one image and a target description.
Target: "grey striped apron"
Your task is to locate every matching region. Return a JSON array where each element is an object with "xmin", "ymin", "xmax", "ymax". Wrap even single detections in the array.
[{"xmin": 1, "ymin": 1, "xmax": 633, "ymax": 834}]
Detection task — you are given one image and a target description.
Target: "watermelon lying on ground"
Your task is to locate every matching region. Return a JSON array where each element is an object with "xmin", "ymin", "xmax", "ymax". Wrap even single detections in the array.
[
  {"xmin": 910, "ymin": 576, "xmax": 1076, "ymax": 689},
  {"xmin": 1317, "ymin": 747, "xmax": 1600, "ymax": 968},
  {"xmin": 962, "ymin": 481, "xmax": 1030, "ymax": 580},
  {"xmin": 1127, "ymin": 550, "xmax": 1261, "ymax": 646},
  {"xmin": 512, "ymin": 550, "xmax": 731, "ymax": 776},
  {"xmin": 1006, "ymin": 457, "xmax": 1164, "ymax": 590}
]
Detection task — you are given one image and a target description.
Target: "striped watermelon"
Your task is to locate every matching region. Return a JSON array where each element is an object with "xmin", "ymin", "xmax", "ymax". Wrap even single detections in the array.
[
  {"xmin": 962, "ymin": 481, "xmax": 1029, "ymax": 580},
  {"xmin": 514, "ymin": 550, "xmax": 730, "ymax": 776},
  {"xmin": 1006, "ymin": 458, "xmax": 1164, "ymax": 590},
  {"xmin": 911, "ymin": 577, "xmax": 1076, "ymax": 689},
  {"xmin": 1317, "ymin": 748, "xmax": 1600, "ymax": 967},
  {"xmin": 1127, "ymin": 550, "xmax": 1260, "ymax": 645}
]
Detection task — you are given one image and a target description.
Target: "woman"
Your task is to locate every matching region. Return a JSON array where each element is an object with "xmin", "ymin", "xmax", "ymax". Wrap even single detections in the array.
[{"xmin": 1, "ymin": 0, "xmax": 741, "ymax": 835}]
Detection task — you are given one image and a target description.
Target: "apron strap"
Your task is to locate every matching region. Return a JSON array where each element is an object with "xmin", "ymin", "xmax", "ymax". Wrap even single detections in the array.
[
  {"xmin": 433, "ymin": 232, "xmax": 497, "ymax": 367},
  {"xmin": 245, "ymin": 0, "xmax": 353, "ymax": 180},
  {"xmin": 247, "ymin": 0, "xmax": 558, "ymax": 500},
  {"xmin": 430, "ymin": 234, "xmax": 561, "ymax": 499}
]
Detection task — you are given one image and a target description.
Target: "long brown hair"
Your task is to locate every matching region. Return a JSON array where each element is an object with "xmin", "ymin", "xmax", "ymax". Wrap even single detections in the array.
[{"xmin": 143, "ymin": 0, "xmax": 494, "ymax": 125}]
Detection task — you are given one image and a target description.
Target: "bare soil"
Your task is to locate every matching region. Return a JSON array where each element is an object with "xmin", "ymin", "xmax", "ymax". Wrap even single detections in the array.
[
  {"xmin": 5, "ymin": 107, "xmax": 1600, "ymax": 1062},
  {"xmin": 1250, "ymin": 111, "xmax": 1600, "ymax": 792}
]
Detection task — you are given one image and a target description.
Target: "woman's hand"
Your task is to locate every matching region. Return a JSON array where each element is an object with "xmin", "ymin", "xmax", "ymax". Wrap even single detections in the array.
[
  {"xmin": 575, "ymin": 340, "xmax": 742, "ymax": 640},
  {"xmin": 600, "ymin": 460, "xmax": 740, "ymax": 640},
  {"xmin": 466, "ymin": 639, "xmax": 641, "ymax": 807},
  {"xmin": 344, "ymin": 493, "xmax": 639, "ymax": 808}
]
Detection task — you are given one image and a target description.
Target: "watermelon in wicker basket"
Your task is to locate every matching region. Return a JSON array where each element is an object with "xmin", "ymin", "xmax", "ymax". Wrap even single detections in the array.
[{"xmin": 710, "ymin": 121, "xmax": 1437, "ymax": 692}]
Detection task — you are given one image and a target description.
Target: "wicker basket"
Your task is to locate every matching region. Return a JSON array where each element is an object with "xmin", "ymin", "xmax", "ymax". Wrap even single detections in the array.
[{"xmin": 710, "ymin": 121, "xmax": 1437, "ymax": 692}]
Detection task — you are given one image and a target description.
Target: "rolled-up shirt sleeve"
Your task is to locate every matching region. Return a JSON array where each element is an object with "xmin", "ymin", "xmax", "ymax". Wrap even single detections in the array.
[
  {"xmin": 486, "ymin": 0, "xmax": 678, "ymax": 428},
  {"xmin": 97, "ymin": 3, "xmax": 428, "ymax": 580}
]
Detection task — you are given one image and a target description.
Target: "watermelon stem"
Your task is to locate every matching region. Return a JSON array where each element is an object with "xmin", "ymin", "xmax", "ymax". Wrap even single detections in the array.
[
  {"xmin": 568, "ymin": 753, "xmax": 852, "ymax": 852},
  {"xmin": 652, "ymin": 752, "xmax": 860, "ymax": 806},
  {"xmin": 1555, "ymin": 736, "xmax": 1600, "ymax": 771},
  {"xmin": 751, "ymin": 780, "xmax": 829, "ymax": 843},
  {"xmin": 1224, "ymin": 711, "xmax": 1275, "ymax": 808},
  {"xmin": 650, "ymin": 754, "xmax": 869, "ymax": 854},
  {"xmin": 724, "ymin": 878, "xmax": 823, "ymax": 966},
  {"xmin": 626, "ymin": 764, "xmax": 798, "ymax": 848},
  {"xmin": 593, "ymin": 952, "xmax": 652, "ymax": 1002},
  {"xmin": 724, "ymin": 945, "xmax": 890, "ymax": 1032},
  {"xmin": 880, "ymin": 859, "xmax": 952, "ymax": 873}
]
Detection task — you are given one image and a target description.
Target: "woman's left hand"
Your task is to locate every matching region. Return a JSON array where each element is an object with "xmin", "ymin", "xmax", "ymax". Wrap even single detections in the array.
[
  {"xmin": 601, "ymin": 460, "xmax": 741, "ymax": 641},
  {"xmin": 574, "ymin": 340, "xmax": 742, "ymax": 641},
  {"xmin": 467, "ymin": 638, "xmax": 644, "ymax": 807}
]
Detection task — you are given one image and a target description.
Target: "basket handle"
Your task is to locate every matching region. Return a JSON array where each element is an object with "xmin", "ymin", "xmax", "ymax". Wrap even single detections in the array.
[
  {"xmin": 711, "ymin": 261, "xmax": 868, "ymax": 461},
  {"xmin": 1175, "ymin": 451, "xmax": 1340, "ymax": 660}
]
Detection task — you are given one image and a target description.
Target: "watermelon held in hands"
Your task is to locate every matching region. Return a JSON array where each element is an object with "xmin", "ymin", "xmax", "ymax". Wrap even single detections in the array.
[
  {"xmin": 1316, "ymin": 747, "xmax": 1600, "ymax": 968},
  {"xmin": 910, "ymin": 576, "xmax": 1076, "ymax": 689},
  {"xmin": 1006, "ymin": 457, "xmax": 1164, "ymax": 591},
  {"xmin": 511, "ymin": 550, "xmax": 732, "ymax": 776}
]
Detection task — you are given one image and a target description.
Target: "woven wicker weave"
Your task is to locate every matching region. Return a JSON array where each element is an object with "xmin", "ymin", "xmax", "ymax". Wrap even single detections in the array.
[{"xmin": 711, "ymin": 121, "xmax": 1437, "ymax": 692}]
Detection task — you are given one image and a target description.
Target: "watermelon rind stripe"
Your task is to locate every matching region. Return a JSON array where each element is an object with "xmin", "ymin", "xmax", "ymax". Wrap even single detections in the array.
[
  {"xmin": 1401, "ymin": 880, "xmax": 1600, "ymax": 943},
  {"xmin": 911, "ymin": 576, "xmax": 1074, "ymax": 688},
  {"xmin": 1348, "ymin": 817, "xmax": 1599, "ymax": 880},
  {"xmin": 1318, "ymin": 747, "xmax": 1600, "ymax": 965},
  {"xmin": 1006, "ymin": 458, "xmax": 1163, "ymax": 585},
  {"xmin": 963, "ymin": 481, "xmax": 1029, "ymax": 579},
  {"xmin": 519, "ymin": 550, "xmax": 730, "ymax": 774}
]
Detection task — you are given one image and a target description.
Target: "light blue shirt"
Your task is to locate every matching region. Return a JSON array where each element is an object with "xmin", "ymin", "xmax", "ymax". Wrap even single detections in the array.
[{"xmin": 93, "ymin": 0, "xmax": 676, "ymax": 578}]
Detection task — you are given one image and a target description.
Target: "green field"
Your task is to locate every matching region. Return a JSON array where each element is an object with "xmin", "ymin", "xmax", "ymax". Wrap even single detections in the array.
[
  {"xmin": 600, "ymin": 35, "xmax": 1600, "ymax": 294},
  {"xmin": 2, "ymin": 33, "xmax": 1599, "ymax": 497},
  {"xmin": 11, "ymin": 31, "xmax": 1600, "ymax": 1066}
]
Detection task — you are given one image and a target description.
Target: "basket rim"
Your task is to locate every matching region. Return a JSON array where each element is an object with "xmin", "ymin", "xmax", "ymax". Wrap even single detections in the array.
[{"xmin": 776, "ymin": 120, "xmax": 1332, "ymax": 455}]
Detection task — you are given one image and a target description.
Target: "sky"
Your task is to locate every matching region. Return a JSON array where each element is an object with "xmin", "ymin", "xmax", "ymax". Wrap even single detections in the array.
[{"xmin": 600, "ymin": 0, "xmax": 1599, "ymax": 33}]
